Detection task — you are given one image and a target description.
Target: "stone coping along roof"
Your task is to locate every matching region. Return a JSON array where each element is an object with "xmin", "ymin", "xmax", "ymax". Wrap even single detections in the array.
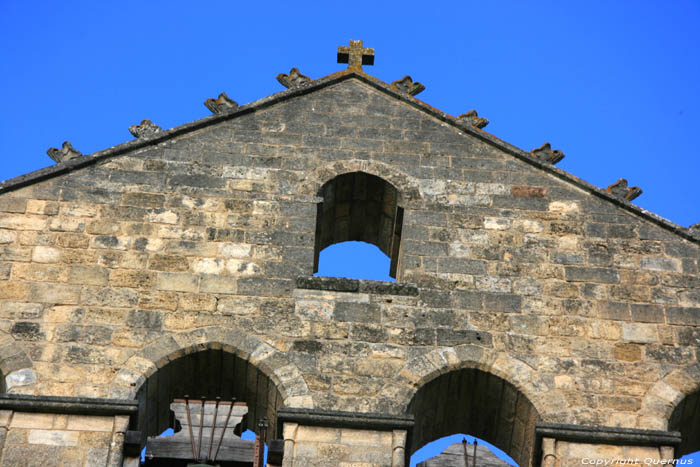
[{"xmin": 0, "ymin": 51, "xmax": 698, "ymax": 246}]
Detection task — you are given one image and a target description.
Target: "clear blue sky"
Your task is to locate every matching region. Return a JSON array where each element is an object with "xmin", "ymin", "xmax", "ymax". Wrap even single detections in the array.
[{"xmin": 2, "ymin": 1, "xmax": 699, "ymax": 464}]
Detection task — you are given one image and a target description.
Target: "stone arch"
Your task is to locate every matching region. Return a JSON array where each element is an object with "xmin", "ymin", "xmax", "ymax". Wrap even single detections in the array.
[
  {"xmin": 110, "ymin": 327, "xmax": 312, "ymax": 447},
  {"xmin": 300, "ymin": 159, "xmax": 422, "ymax": 206},
  {"xmin": 386, "ymin": 347, "xmax": 562, "ymax": 467},
  {"xmin": 0, "ymin": 330, "xmax": 35, "ymax": 393},
  {"xmin": 642, "ymin": 362, "xmax": 700, "ymax": 455}
]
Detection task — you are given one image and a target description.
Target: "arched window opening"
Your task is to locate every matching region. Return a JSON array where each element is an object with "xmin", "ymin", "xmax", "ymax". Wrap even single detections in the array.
[
  {"xmin": 315, "ymin": 241, "xmax": 394, "ymax": 282},
  {"xmin": 314, "ymin": 172, "xmax": 404, "ymax": 279},
  {"xmin": 408, "ymin": 368, "xmax": 539, "ymax": 467},
  {"xmin": 134, "ymin": 348, "xmax": 282, "ymax": 466},
  {"xmin": 670, "ymin": 388, "xmax": 700, "ymax": 462},
  {"xmin": 411, "ymin": 434, "xmax": 517, "ymax": 467}
]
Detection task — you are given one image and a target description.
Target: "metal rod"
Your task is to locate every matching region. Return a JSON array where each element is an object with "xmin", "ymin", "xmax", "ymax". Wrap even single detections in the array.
[
  {"xmin": 207, "ymin": 397, "xmax": 220, "ymax": 461},
  {"xmin": 212, "ymin": 398, "xmax": 235, "ymax": 462},
  {"xmin": 185, "ymin": 396, "xmax": 196, "ymax": 462},
  {"xmin": 462, "ymin": 438, "xmax": 469, "ymax": 467},
  {"xmin": 254, "ymin": 417, "xmax": 268, "ymax": 467},
  {"xmin": 473, "ymin": 439, "xmax": 478, "ymax": 467},
  {"xmin": 197, "ymin": 396, "xmax": 205, "ymax": 460}
]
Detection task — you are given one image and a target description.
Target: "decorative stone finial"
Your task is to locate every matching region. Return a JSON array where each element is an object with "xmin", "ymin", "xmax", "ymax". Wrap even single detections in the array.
[
  {"xmin": 391, "ymin": 76, "xmax": 425, "ymax": 96},
  {"xmin": 530, "ymin": 143, "xmax": 565, "ymax": 165},
  {"xmin": 47, "ymin": 141, "xmax": 82, "ymax": 163},
  {"xmin": 605, "ymin": 178, "xmax": 642, "ymax": 201},
  {"xmin": 688, "ymin": 223, "xmax": 700, "ymax": 239},
  {"xmin": 128, "ymin": 119, "xmax": 162, "ymax": 139},
  {"xmin": 277, "ymin": 67, "xmax": 311, "ymax": 89},
  {"xmin": 457, "ymin": 110, "xmax": 489, "ymax": 129},
  {"xmin": 337, "ymin": 40, "xmax": 374, "ymax": 71},
  {"xmin": 204, "ymin": 92, "xmax": 239, "ymax": 115}
]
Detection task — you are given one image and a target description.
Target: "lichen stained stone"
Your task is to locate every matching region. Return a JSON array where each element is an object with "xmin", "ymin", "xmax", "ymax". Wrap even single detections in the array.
[
  {"xmin": 277, "ymin": 67, "xmax": 311, "ymax": 89},
  {"xmin": 457, "ymin": 110, "xmax": 489, "ymax": 129},
  {"xmin": 46, "ymin": 141, "xmax": 82, "ymax": 163},
  {"xmin": 204, "ymin": 92, "xmax": 239, "ymax": 115},
  {"xmin": 391, "ymin": 75, "xmax": 425, "ymax": 96},
  {"xmin": 605, "ymin": 178, "xmax": 643, "ymax": 201},
  {"xmin": 128, "ymin": 119, "xmax": 162, "ymax": 139},
  {"xmin": 530, "ymin": 142, "xmax": 565, "ymax": 164}
]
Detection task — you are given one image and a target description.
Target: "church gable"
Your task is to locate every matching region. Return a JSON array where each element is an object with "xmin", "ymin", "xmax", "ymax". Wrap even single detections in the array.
[{"xmin": 0, "ymin": 41, "xmax": 698, "ymax": 467}]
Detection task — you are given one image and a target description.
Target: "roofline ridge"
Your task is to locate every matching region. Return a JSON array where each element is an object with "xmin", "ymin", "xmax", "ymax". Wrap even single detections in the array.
[{"xmin": 0, "ymin": 70, "xmax": 697, "ymax": 245}]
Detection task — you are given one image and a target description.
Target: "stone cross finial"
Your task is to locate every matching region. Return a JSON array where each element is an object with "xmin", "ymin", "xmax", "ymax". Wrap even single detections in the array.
[
  {"xmin": 277, "ymin": 67, "xmax": 311, "ymax": 89},
  {"xmin": 606, "ymin": 178, "xmax": 642, "ymax": 201},
  {"xmin": 457, "ymin": 110, "xmax": 489, "ymax": 129},
  {"xmin": 129, "ymin": 119, "xmax": 162, "ymax": 139},
  {"xmin": 337, "ymin": 40, "xmax": 374, "ymax": 71},
  {"xmin": 530, "ymin": 143, "xmax": 565, "ymax": 165},
  {"xmin": 391, "ymin": 76, "xmax": 425, "ymax": 96},
  {"xmin": 47, "ymin": 141, "xmax": 82, "ymax": 163},
  {"xmin": 204, "ymin": 92, "xmax": 238, "ymax": 115}
]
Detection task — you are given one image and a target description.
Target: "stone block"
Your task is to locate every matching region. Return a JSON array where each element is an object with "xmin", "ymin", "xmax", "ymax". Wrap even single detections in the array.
[
  {"xmin": 483, "ymin": 293, "xmax": 521, "ymax": 313},
  {"xmin": 31, "ymin": 246, "xmax": 61, "ymax": 263},
  {"xmin": 640, "ymin": 256, "xmax": 682, "ymax": 272},
  {"xmin": 66, "ymin": 415, "xmax": 113, "ymax": 432},
  {"xmin": 621, "ymin": 323, "xmax": 658, "ymax": 344},
  {"xmin": 156, "ymin": 272, "xmax": 199, "ymax": 292},
  {"xmin": 28, "ymin": 429, "xmax": 79, "ymax": 446},
  {"xmin": 199, "ymin": 274, "xmax": 237, "ymax": 294},
  {"xmin": 0, "ymin": 214, "xmax": 46, "ymax": 230},
  {"xmin": 68, "ymin": 265, "xmax": 109, "ymax": 286},
  {"xmin": 565, "ymin": 266, "xmax": 619, "ymax": 283},
  {"xmin": 11, "ymin": 412, "xmax": 55, "ymax": 429}
]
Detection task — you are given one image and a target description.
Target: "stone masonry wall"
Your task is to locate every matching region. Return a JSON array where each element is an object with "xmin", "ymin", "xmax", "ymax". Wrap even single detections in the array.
[
  {"xmin": 0, "ymin": 411, "xmax": 127, "ymax": 466},
  {"xmin": 0, "ymin": 76, "xmax": 699, "ymax": 464}
]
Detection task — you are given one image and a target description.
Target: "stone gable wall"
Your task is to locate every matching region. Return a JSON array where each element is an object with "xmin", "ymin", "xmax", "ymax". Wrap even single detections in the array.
[{"xmin": 0, "ymin": 78, "xmax": 698, "ymax": 464}]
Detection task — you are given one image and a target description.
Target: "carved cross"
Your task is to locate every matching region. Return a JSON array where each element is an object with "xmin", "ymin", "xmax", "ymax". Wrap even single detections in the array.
[{"xmin": 337, "ymin": 40, "xmax": 374, "ymax": 71}]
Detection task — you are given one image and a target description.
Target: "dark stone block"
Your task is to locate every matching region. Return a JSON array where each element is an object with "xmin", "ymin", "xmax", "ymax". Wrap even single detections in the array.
[
  {"xmin": 599, "ymin": 302, "xmax": 630, "ymax": 320},
  {"xmin": 420, "ymin": 289, "xmax": 452, "ymax": 308},
  {"xmin": 483, "ymin": 293, "xmax": 521, "ymax": 313},
  {"xmin": 630, "ymin": 304, "xmax": 664, "ymax": 323},
  {"xmin": 437, "ymin": 257, "xmax": 487, "ymax": 275},
  {"xmin": 127, "ymin": 310, "xmax": 163, "ymax": 329},
  {"xmin": 168, "ymin": 174, "xmax": 226, "ymax": 188},
  {"xmin": 607, "ymin": 224, "xmax": 637, "ymax": 238},
  {"xmin": 453, "ymin": 291, "xmax": 482, "ymax": 310},
  {"xmin": 238, "ymin": 278, "xmax": 293, "ymax": 296},
  {"xmin": 291, "ymin": 340, "xmax": 324, "ymax": 353},
  {"xmin": 436, "ymin": 328, "xmax": 491, "ymax": 346},
  {"xmin": 402, "ymin": 240, "xmax": 448, "ymax": 257},
  {"xmin": 55, "ymin": 325, "xmax": 113, "ymax": 345},
  {"xmin": 296, "ymin": 276, "xmax": 359, "ymax": 292},
  {"xmin": 350, "ymin": 324, "xmax": 387, "ymax": 343},
  {"xmin": 666, "ymin": 307, "xmax": 700, "ymax": 326},
  {"xmin": 565, "ymin": 267, "xmax": 619, "ymax": 283},
  {"xmin": 10, "ymin": 322, "xmax": 43, "ymax": 341},
  {"xmin": 333, "ymin": 303, "xmax": 381, "ymax": 323}
]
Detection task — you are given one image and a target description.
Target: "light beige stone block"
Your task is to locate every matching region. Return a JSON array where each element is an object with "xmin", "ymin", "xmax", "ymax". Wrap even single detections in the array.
[
  {"xmin": 28, "ymin": 429, "xmax": 79, "ymax": 446},
  {"xmin": 66, "ymin": 415, "xmax": 114, "ymax": 432}
]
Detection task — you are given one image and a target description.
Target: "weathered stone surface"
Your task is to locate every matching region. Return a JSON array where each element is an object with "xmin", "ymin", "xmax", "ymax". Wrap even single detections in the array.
[
  {"xmin": 456, "ymin": 110, "xmax": 489, "ymax": 129},
  {"xmin": 0, "ymin": 60, "xmax": 698, "ymax": 467},
  {"xmin": 391, "ymin": 75, "xmax": 425, "ymax": 96},
  {"xmin": 46, "ymin": 141, "xmax": 81, "ymax": 163},
  {"xmin": 203, "ymin": 92, "xmax": 238, "ymax": 115},
  {"xmin": 128, "ymin": 119, "xmax": 161, "ymax": 139},
  {"xmin": 605, "ymin": 178, "xmax": 642, "ymax": 201},
  {"xmin": 277, "ymin": 67, "xmax": 311, "ymax": 88}
]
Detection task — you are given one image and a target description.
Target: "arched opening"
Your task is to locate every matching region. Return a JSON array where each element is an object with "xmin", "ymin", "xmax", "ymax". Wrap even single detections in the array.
[
  {"xmin": 315, "ymin": 241, "xmax": 394, "ymax": 281},
  {"xmin": 408, "ymin": 368, "xmax": 540, "ymax": 467},
  {"xmin": 670, "ymin": 387, "xmax": 700, "ymax": 461},
  {"xmin": 314, "ymin": 172, "xmax": 404, "ymax": 279},
  {"xmin": 134, "ymin": 346, "xmax": 283, "ymax": 465}
]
